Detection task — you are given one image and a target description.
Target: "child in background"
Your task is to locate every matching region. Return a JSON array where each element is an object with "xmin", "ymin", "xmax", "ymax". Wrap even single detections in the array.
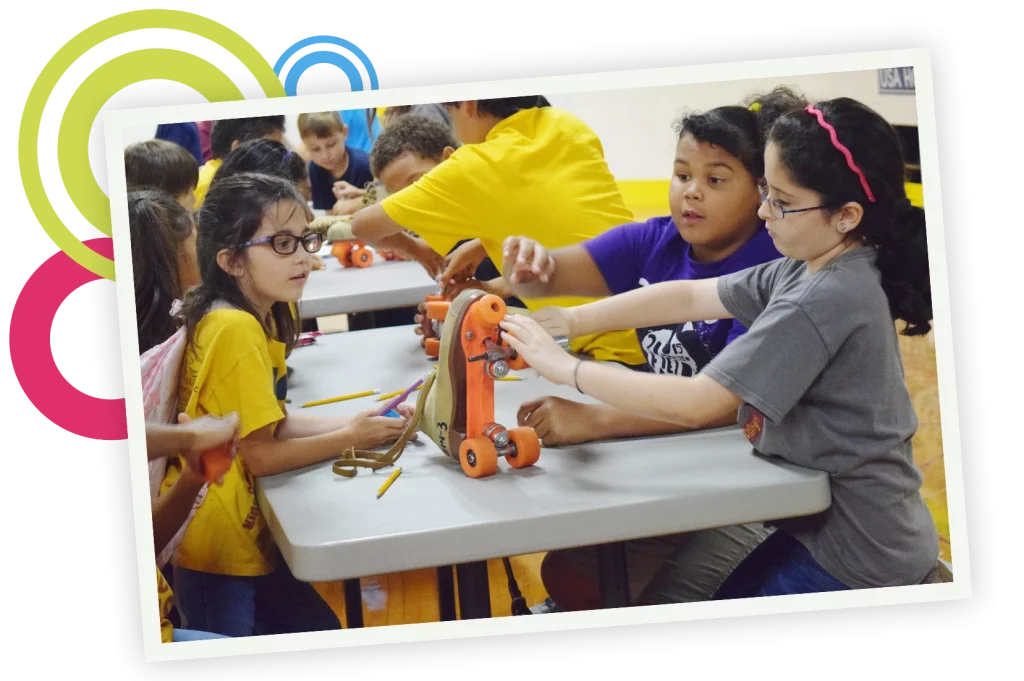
[
  {"xmin": 500, "ymin": 96, "xmax": 940, "ymax": 598},
  {"xmin": 146, "ymin": 413, "xmax": 239, "ymax": 643},
  {"xmin": 340, "ymin": 108, "xmax": 382, "ymax": 153},
  {"xmin": 498, "ymin": 89, "xmax": 803, "ymax": 614},
  {"xmin": 197, "ymin": 120, "xmax": 213, "ymax": 162},
  {"xmin": 162, "ymin": 173, "xmax": 414, "ymax": 636},
  {"xmin": 212, "ymin": 138, "xmax": 313, "ymax": 204},
  {"xmin": 128, "ymin": 189, "xmax": 200, "ymax": 353},
  {"xmin": 351, "ymin": 96, "xmax": 646, "ymax": 368},
  {"xmin": 381, "ymin": 103, "xmax": 453, "ymax": 129},
  {"xmin": 125, "ymin": 139, "xmax": 199, "ymax": 212},
  {"xmin": 155, "ymin": 122, "xmax": 204, "ymax": 166},
  {"xmin": 298, "ymin": 111, "xmax": 374, "ymax": 214},
  {"xmin": 194, "ymin": 116, "xmax": 286, "ymax": 207}
]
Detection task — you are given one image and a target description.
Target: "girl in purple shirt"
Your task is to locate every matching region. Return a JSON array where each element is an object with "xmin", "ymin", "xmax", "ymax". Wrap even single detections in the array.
[{"xmin": 503, "ymin": 88, "xmax": 806, "ymax": 613}]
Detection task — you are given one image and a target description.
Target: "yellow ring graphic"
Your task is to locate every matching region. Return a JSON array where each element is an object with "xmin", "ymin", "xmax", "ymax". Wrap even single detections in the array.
[{"xmin": 17, "ymin": 8, "xmax": 288, "ymax": 278}]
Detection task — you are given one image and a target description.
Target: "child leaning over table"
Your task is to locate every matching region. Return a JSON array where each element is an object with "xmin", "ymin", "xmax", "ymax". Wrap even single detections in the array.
[{"xmin": 351, "ymin": 96, "xmax": 646, "ymax": 369}]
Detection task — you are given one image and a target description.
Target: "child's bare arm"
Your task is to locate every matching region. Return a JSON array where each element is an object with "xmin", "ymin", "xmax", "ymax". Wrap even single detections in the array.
[
  {"xmin": 152, "ymin": 471, "xmax": 204, "ymax": 556},
  {"xmin": 350, "ymin": 204, "xmax": 404, "ymax": 244}
]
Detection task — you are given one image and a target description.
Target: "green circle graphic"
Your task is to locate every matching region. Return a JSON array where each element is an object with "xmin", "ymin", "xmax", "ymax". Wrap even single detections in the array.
[
  {"xmin": 59, "ymin": 50, "xmax": 244, "ymax": 238},
  {"xmin": 19, "ymin": 10, "xmax": 287, "ymax": 281}
]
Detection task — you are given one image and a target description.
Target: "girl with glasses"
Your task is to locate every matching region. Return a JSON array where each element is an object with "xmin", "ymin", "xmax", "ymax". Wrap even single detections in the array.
[
  {"xmin": 500, "ymin": 97, "xmax": 938, "ymax": 597},
  {"xmin": 160, "ymin": 173, "xmax": 415, "ymax": 636}
]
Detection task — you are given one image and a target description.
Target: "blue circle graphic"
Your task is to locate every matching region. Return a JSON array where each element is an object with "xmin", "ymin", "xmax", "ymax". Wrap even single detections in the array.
[{"xmin": 274, "ymin": 35, "xmax": 378, "ymax": 96}]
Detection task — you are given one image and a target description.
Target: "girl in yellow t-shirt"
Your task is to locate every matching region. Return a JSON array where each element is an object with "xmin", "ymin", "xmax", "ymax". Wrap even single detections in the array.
[{"xmin": 161, "ymin": 172, "xmax": 414, "ymax": 637}]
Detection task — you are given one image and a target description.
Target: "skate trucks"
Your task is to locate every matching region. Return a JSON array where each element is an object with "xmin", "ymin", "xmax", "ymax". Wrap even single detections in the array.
[{"xmin": 332, "ymin": 289, "xmax": 541, "ymax": 479}]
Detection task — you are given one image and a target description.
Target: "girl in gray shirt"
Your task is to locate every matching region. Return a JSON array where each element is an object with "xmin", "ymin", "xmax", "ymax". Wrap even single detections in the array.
[{"xmin": 499, "ymin": 96, "xmax": 939, "ymax": 595}]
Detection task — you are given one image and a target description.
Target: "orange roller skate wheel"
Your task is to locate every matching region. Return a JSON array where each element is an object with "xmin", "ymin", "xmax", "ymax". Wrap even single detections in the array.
[
  {"xmin": 201, "ymin": 443, "xmax": 234, "ymax": 483},
  {"xmin": 332, "ymin": 241, "xmax": 354, "ymax": 266},
  {"xmin": 425, "ymin": 294, "xmax": 445, "ymax": 303},
  {"xmin": 470, "ymin": 294, "xmax": 506, "ymax": 326},
  {"xmin": 460, "ymin": 437, "xmax": 499, "ymax": 478},
  {"xmin": 426, "ymin": 301, "xmax": 450, "ymax": 321},
  {"xmin": 506, "ymin": 427, "xmax": 541, "ymax": 469},
  {"xmin": 351, "ymin": 247, "xmax": 373, "ymax": 267},
  {"xmin": 425, "ymin": 338, "xmax": 440, "ymax": 357},
  {"xmin": 506, "ymin": 350, "xmax": 529, "ymax": 371}
]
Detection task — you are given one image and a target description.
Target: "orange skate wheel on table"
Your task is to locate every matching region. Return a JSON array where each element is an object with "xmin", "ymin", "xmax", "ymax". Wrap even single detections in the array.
[
  {"xmin": 425, "ymin": 338, "xmax": 440, "ymax": 357},
  {"xmin": 506, "ymin": 427, "xmax": 541, "ymax": 469},
  {"xmin": 469, "ymin": 294, "xmax": 506, "ymax": 326},
  {"xmin": 460, "ymin": 437, "xmax": 499, "ymax": 478},
  {"xmin": 426, "ymin": 301, "xmax": 450, "ymax": 321},
  {"xmin": 331, "ymin": 241, "xmax": 353, "ymax": 265},
  {"xmin": 425, "ymin": 294, "xmax": 445, "ymax": 303},
  {"xmin": 351, "ymin": 246, "xmax": 373, "ymax": 267}
]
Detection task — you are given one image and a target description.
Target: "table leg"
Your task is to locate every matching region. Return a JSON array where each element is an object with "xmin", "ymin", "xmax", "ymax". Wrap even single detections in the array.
[
  {"xmin": 597, "ymin": 542, "xmax": 630, "ymax": 608},
  {"xmin": 455, "ymin": 562, "xmax": 492, "ymax": 619},
  {"xmin": 436, "ymin": 566, "xmax": 457, "ymax": 621},
  {"xmin": 343, "ymin": 578, "xmax": 364, "ymax": 628}
]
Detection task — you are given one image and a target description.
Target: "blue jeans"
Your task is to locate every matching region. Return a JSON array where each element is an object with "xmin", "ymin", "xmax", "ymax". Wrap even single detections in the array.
[
  {"xmin": 172, "ymin": 629, "xmax": 230, "ymax": 642},
  {"xmin": 173, "ymin": 550, "xmax": 341, "ymax": 637},
  {"xmin": 712, "ymin": 529, "xmax": 850, "ymax": 599}
]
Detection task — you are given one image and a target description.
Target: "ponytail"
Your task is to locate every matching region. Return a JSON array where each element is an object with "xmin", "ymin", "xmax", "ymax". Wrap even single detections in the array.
[{"xmin": 874, "ymin": 199, "xmax": 932, "ymax": 336}]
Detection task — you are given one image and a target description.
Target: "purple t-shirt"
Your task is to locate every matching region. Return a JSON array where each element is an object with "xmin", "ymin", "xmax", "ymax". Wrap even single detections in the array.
[{"xmin": 584, "ymin": 216, "xmax": 782, "ymax": 376}]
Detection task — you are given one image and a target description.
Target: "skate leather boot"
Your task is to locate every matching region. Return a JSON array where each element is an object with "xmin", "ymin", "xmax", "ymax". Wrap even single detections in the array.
[{"xmin": 419, "ymin": 289, "xmax": 541, "ymax": 478}]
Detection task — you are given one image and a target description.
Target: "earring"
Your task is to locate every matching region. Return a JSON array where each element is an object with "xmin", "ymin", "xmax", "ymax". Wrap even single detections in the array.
[{"xmin": 839, "ymin": 223, "xmax": 846, "ymax": 232}]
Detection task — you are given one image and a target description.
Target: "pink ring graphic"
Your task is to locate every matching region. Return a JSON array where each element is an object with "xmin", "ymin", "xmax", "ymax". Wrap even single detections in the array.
[{"xmin": 10, "ymin": 238, "xmax": 127, "ymax": 440}]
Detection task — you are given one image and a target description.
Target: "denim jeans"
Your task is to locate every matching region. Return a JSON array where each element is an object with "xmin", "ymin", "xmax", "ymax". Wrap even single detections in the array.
[
  {"xmin": 713, "ymin": 529, "xmax": 850, "ymax": 599},
  {"xmin": 172, "ymin": 629, "xmax": 230, "ymax": 642},
  {"xmin": 173, "ymin": 550, "xmax": 341, "ymax": 637}
]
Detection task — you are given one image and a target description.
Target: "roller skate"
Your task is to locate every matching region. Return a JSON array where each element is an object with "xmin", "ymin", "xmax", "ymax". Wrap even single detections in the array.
[{"xmin": 418, "ymin": 289, "xmax": 541, "ymax": 478}]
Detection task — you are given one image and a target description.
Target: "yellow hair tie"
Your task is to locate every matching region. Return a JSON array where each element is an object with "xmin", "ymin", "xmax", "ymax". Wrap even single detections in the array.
[{"xmin": 748, "ymin": 102, "xmax": 762, "ymax": 112}]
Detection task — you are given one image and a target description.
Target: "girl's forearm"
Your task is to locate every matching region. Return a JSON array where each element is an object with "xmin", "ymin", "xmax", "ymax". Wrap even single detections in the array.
[
  {"xmin": 573, "ymin": 279, "xmax": 731, "ymax": 339},
  {"xmin": 241, "ymin": 427, "xmax": 361, "ymax": 477},
  {"xmin": 145, "ymin": 424, "xmax": 194, "ymax": 461},
  {"xmin": 573, "ymin": 362, "xmax": 740, "ymax": 431},
  {"xmin": 274, "ymin": 413, "xmax": 352, "ymax": 439}
]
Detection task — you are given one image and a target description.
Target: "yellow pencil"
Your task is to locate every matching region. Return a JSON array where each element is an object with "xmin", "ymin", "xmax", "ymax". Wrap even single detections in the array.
[
  {"xmin": 301, "ymin": 389, "xmax": 379, "ymax": 408},
  {"xmin": 376, "ymin": 468, "xmax": 402, "ymax": 499},
  {"xmin": 496, "ymin": 375, "xmax": 523, "ymax": 381},
  {"xmin": 375, "ymin": 385, "xmax": 422, "ymax": 401}
]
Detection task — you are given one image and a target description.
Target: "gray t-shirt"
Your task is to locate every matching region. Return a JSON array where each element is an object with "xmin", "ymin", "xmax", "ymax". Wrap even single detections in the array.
[{"xmin": 703, "ymin": 246, "xmax": 938, "ymax": 589}]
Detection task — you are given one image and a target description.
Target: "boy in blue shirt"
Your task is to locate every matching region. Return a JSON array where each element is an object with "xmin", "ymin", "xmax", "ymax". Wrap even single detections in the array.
[{"xmin": 298, "ymin": 111, "xmax": 374, "ymax": 213}]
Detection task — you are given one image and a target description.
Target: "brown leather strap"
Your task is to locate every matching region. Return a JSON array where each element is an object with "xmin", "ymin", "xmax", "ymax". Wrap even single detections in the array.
[{"xmin": 332, "ymin": 370, "xmax": 437, "ymax": 478}]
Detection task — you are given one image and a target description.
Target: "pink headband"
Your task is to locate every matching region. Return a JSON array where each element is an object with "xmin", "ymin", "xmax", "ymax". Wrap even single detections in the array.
[{"xmin": 805, "ymin": 105, "xmax": 876, "ymax": 203}]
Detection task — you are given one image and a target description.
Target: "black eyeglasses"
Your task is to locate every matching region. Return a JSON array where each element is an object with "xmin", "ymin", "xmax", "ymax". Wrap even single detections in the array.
[
  {"xmin": 239, "ymin": 232, "xmax": 323, "ymax": 255},
  {"xmin": 759, "ymin": 185, "xmax": 827, "ymax": 220}
]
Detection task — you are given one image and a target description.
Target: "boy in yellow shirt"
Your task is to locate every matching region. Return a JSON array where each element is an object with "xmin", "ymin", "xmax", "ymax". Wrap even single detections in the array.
[
  {"xmin": 351, "ymin": 97, "xmax": 645, "ymax": 366},
  {"xmin": 194, "ymin": 116, "xmax": 286, "ymax": 208}
]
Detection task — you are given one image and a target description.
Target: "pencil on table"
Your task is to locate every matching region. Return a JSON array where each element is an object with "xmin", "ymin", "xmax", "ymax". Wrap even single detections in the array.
[
  {"xmin": 301, "ymin": 389, "xmax": 379, "ymax": 408},
  {"xmin": 376, "ymin": 468, "xmax": 402, "ymax": 499}
]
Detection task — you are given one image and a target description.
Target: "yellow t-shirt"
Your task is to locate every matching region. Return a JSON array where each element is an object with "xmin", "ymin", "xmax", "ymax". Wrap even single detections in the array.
[
  {"xmin": 157, "ymin": 567, "xmax": 174, "ymax": 643},
  {"xmin": 194, "ymin": 158, "xmax": 223, "ymax": 208},
  {"xmin": 160, "ymin": 308, "xmax": 287, "ymax": 576},
  {"xmin": 380, "ymin": 107, "xmax": 645, "ymax": 365}
]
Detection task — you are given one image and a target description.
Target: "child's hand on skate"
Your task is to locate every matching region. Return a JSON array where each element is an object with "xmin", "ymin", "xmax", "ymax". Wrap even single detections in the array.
[
  {"xmin": 177, "ymin": 412, "xmax": 240, "ymax": 485},
  {"xmin": 348, "ymin": 407, "xmax": 414, "ymax": 449},
  {"xmin": 530, "ymin": 306, "xmax": 578, "ymax": 340},
  {"xmin": 499, "ymin": 315, "xmax": 577, "ymax": 387},
  {"xmin": 502, "ymin": 236, "xmax": 555, "ymax": 285},
  {"xmin": 438, "ymin": 239, "xmax": 487, "ymax": 290}
]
